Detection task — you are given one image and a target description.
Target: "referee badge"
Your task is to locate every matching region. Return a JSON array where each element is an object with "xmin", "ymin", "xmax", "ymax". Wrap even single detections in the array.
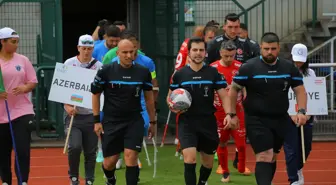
[
  {"xmin": 283, "ymin": 81, "xmax": 288, "ymax": 91},
  {"xmin": 204, "ymin": 86, "xmax": 209, "ymax": 97},
  {"xmin": 135, "ymin": 86, "xmax": 140, "ymax": 97}
]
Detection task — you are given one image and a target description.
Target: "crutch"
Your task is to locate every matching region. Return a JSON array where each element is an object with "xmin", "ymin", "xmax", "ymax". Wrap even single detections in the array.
[{"xmin": 160, "ymin": 110, "xmax": 171, "ymax": 147}]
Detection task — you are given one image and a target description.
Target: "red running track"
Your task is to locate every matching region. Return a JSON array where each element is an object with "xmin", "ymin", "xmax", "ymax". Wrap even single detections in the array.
[{"xmin": 1, "ymin": 142, "xmax": 336, "ymax": 184}]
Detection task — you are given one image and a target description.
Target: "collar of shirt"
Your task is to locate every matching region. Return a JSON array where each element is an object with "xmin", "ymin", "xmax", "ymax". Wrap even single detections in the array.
[{"xmin": 117, "ymin": 57, "xmax": 135, "ymax": 65}]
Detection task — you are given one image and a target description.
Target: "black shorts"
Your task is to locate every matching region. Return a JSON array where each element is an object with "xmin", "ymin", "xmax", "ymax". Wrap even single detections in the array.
[
  {"xmin": 101, "ymin": 114, "xmax": 144, "ymax": 157},
  {"xmin": 178, "ymin": 114, "xmax": 219, "ymax": 155},
  {"xmin": 245, "ymin": 114, "xmax": 291, "ymax": 154}
]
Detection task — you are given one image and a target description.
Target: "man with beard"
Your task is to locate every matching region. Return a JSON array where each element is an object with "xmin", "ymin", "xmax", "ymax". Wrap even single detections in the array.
[
  {"xmin": 167, "ymin": 37, "xmax": 238, "ymax": 185},
  {"xmin": 93, "ymin": 25, "xmax": 121, "ymax": 62},
  {"xmin": 205, "ymin": 13, "xmax": 260, "ymax": 65},
  {"xmin": 228, "ymin": 32, "xmax": 307, "ymax": 185}
]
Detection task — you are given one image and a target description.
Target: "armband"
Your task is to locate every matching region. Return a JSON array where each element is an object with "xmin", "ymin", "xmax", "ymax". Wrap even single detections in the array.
[{"xmin": 153, "ymin": 87, "xmax": 159, "ymax": 91}]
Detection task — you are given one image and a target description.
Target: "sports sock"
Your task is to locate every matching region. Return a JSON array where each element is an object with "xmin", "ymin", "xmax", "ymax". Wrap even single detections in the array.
[
  {"xmin": 217, "ymin": 146, "xmax": 229, "ymax": 173},
  {"xmin": 255, "ymin": 162, "xmax": 273, "ymax": 185},
  {"xmin": 126, "ymin": 166, "xmax": 138, "ymax": 185},
  {"xmin": 237, "ymin": 146, "xmax": 246, "ymax": 173},
  {"xmin": 184, "ymin": 163, "xmax": 196, "ymax": 185},
  {"xmin": 102, "ymin": 164, "xmax": 116, "ymax": 184},
  {"xmin": 198, "ymin": 165, "xmax": 212, "ymax": 185},
  {"xmin": 234, "ymin": 148, "xmax": 238, "ymax": 161}
]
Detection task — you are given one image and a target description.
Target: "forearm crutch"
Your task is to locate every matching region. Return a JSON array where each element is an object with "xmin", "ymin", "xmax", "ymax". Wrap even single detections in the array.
[
  {"xmin": 160, "ymin": 110, "xmax": 171, "ymax": 147},
  {"xmin": 143, "ymin": 139, "xmax": 152, "ymax": 166}
]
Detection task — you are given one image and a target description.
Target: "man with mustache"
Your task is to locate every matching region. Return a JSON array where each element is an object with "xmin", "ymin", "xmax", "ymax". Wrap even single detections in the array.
[
  {"xmin": 167, "ymin": 37, "xmax": 238, "ymax": 185},
  {"xmin": 228, "ymin": 32, "xmax": 307, "ymax": 185}
]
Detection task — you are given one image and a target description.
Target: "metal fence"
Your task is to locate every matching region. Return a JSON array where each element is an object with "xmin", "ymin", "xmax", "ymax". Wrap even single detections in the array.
[
  {"xmin": 182, "ymin": 0, "xmax": 316, "ymax": 43},
  {"xmin": 308, "ymin": 36, "xmax": 336, "ymax": 139},
  {"xmin": 0, "ymin": 1, "xmax": 41, "ymax": 64},
  {"xmin": 0, "ymin": 0, "xmax": 64, "ymax": 139}
]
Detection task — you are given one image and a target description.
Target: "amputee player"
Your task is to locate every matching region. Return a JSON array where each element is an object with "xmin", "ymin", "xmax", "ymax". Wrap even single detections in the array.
[
  {"xmin": 92, "ymin": 19, "xmax": 111, "ymax": 45},
  {"xmin": 205, "ymin": 13, "xmax": 260, "ymax": 65},
  {"xmin": 93, "ymin": 24, "xmax": 121, "ymax": 163},
  {"xmin": 174, "ymin": 26, "xmax": 205, "ymax": 71},
  {"xmin": 64, "ymin": 34, "xmax": 102, "ymax": 185},
  {"xmin": 210, "ymin": 40, "xmax": 251, "ymax": 183},
  {"xmin": 284, "ymin": 43, "xmax": 315, "ymax": 185},
  {"xmin": 91, "ymin": 39, "xmax": 156, "ymax": 185},
  {"xmin": 167, "ymin": 37, "xmax": 238, "ymax": 185},
  {"xmin": 228, "ymin": 32, "xmax": 307, "ymax": 185},
  {"xmin": 206, "ymin": 13, "xmax": 260, "ymax": 170},
  {"xmin": 92, "ymin": 25, "xmax": 121, "ymax": 62},
  {"xmin": 109, "ymin": 30, "xmax": 159, "ymax": 170}
]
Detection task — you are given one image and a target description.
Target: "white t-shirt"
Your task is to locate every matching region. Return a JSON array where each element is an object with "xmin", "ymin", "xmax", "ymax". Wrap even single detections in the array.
[{"xmin": 64, "ymin": 56, "xmax": 103, "ymax": 115}]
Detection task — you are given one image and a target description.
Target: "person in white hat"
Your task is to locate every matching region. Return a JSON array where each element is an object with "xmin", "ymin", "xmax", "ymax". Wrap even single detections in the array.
[
  {"xmin": 284, "ymin": 43, "xmax": 316, "ymax": 185},
  {"xmin": 0, "ymin": 27, "xmax": 38, "ymax": 185},
  {"xmin": 63, "ymin": 34, "xmax": 103, "ymax": 185}
]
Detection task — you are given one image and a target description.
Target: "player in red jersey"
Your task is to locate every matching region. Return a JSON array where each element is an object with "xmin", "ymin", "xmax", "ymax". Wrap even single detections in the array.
[
  {"xmin": 210, "ymin": 40, "xmax": 251, "ymax": 183},
  {"xmin": 175, "ymin": 26, "xmax": 204, "ymax": 70}
]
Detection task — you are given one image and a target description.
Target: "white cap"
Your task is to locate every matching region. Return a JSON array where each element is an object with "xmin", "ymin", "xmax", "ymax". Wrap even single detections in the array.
[
  {"xmin": 291, "ymin": 43, "xmax": 308, "ymax": 62},
  {"xmin": 0, "ymin": 27, "xmax": 19, "ymax": 39},
  {"xmin": 78, "ymin": 34, "xmax": 94, "ymax": 47}
]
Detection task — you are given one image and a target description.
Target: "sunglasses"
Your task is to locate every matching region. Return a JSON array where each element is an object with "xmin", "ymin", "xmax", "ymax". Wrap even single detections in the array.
[{"xmin": 81, "ymin": 40, "xmax": 93, "ymax": 45}]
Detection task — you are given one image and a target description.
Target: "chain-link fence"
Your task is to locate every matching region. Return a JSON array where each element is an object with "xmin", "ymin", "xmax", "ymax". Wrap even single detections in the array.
[
  {"xmin": 308, "ymin": 36, "xmax": 336, "ymax": 139},
  {"xmin": 0, "ymin": 2, "xmax": 41, "ymax": 64}
]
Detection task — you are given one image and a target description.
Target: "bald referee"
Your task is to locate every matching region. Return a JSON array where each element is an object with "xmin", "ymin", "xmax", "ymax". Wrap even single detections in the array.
[
  {"xmin": 228, "ymin": 32, "xmax": 307, "ymax": 185},
  {"xmin": 91, "ymin": 39, "xmax": 156, "ymax": 185}
]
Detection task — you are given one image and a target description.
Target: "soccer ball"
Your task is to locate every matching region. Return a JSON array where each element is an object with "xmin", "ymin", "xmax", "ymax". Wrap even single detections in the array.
[{"xmin": 169, "ymin": 88, "xmax": 192, "ymax": 111}]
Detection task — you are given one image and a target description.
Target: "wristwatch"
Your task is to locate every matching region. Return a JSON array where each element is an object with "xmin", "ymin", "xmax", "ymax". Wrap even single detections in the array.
[
  {"xmin": 226, "ymin": 113, "xmax": 237, "ymax": 118},
  {"xmin": 150, "ymin": 121, "xmax": 157, "ymax": 125},
  {"xmin": 297, "ymin": 109, "xmax": 306, "ymax": 115}
]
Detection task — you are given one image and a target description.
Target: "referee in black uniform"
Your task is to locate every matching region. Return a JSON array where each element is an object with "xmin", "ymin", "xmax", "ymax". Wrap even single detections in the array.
[
  {"xmin": 228, "ymin": 32, "xmax": 307, "ymax": 185},
  {"xmin": 167, "ymin": 37, "xmax": 238, "ymax": 185},
  {"xmin": 91, "ymin": 39, "xmax": 156, "ymax": 185}
]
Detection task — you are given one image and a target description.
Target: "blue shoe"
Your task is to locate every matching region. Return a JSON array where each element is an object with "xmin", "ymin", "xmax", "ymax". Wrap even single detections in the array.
[{"xmin": 96, "ymin": 150, "xmax": 104, "ymax": 163}]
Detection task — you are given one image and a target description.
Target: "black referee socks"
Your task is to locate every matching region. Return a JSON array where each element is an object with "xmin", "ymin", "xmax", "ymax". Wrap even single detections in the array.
[
  {"xmin": 102, "ymin": 164, "xmax": 116, "ymax": 184},
  {"xmin": 184, "ymin": 163, "xmax": 197, "ymax": 185},
  {"xmin": 271, "ymin": 161, "xmax": 277, "ymax": 179},
  {"xmin": 126, "ymin": 165, "xmax": 139, "ymax": 185},
  {"xmin": 255, "ymin": 162, "xmax": 273, "ymax": 185},
  {"xmin": 198, "ymin": 165, "xmax": 212, "ymax": 185}
]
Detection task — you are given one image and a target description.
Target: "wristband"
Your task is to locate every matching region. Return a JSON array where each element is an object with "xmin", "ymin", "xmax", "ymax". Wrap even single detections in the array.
[{"xmin": 93, "ymin": 115, "xmax": 100, "ymax": 123}]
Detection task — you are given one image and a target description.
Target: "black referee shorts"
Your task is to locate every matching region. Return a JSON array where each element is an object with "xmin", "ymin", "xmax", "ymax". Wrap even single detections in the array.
[
  {"xmin": 245, "ymin": 114, "xmax": 291, "ymax": 154},
  {"xmin": 101, "ymin": 114, "xmax": 144, "ymax": 158},
  {"xmin": 178, "ymin": 114, "xmax": 219, "ymax": 155}
]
